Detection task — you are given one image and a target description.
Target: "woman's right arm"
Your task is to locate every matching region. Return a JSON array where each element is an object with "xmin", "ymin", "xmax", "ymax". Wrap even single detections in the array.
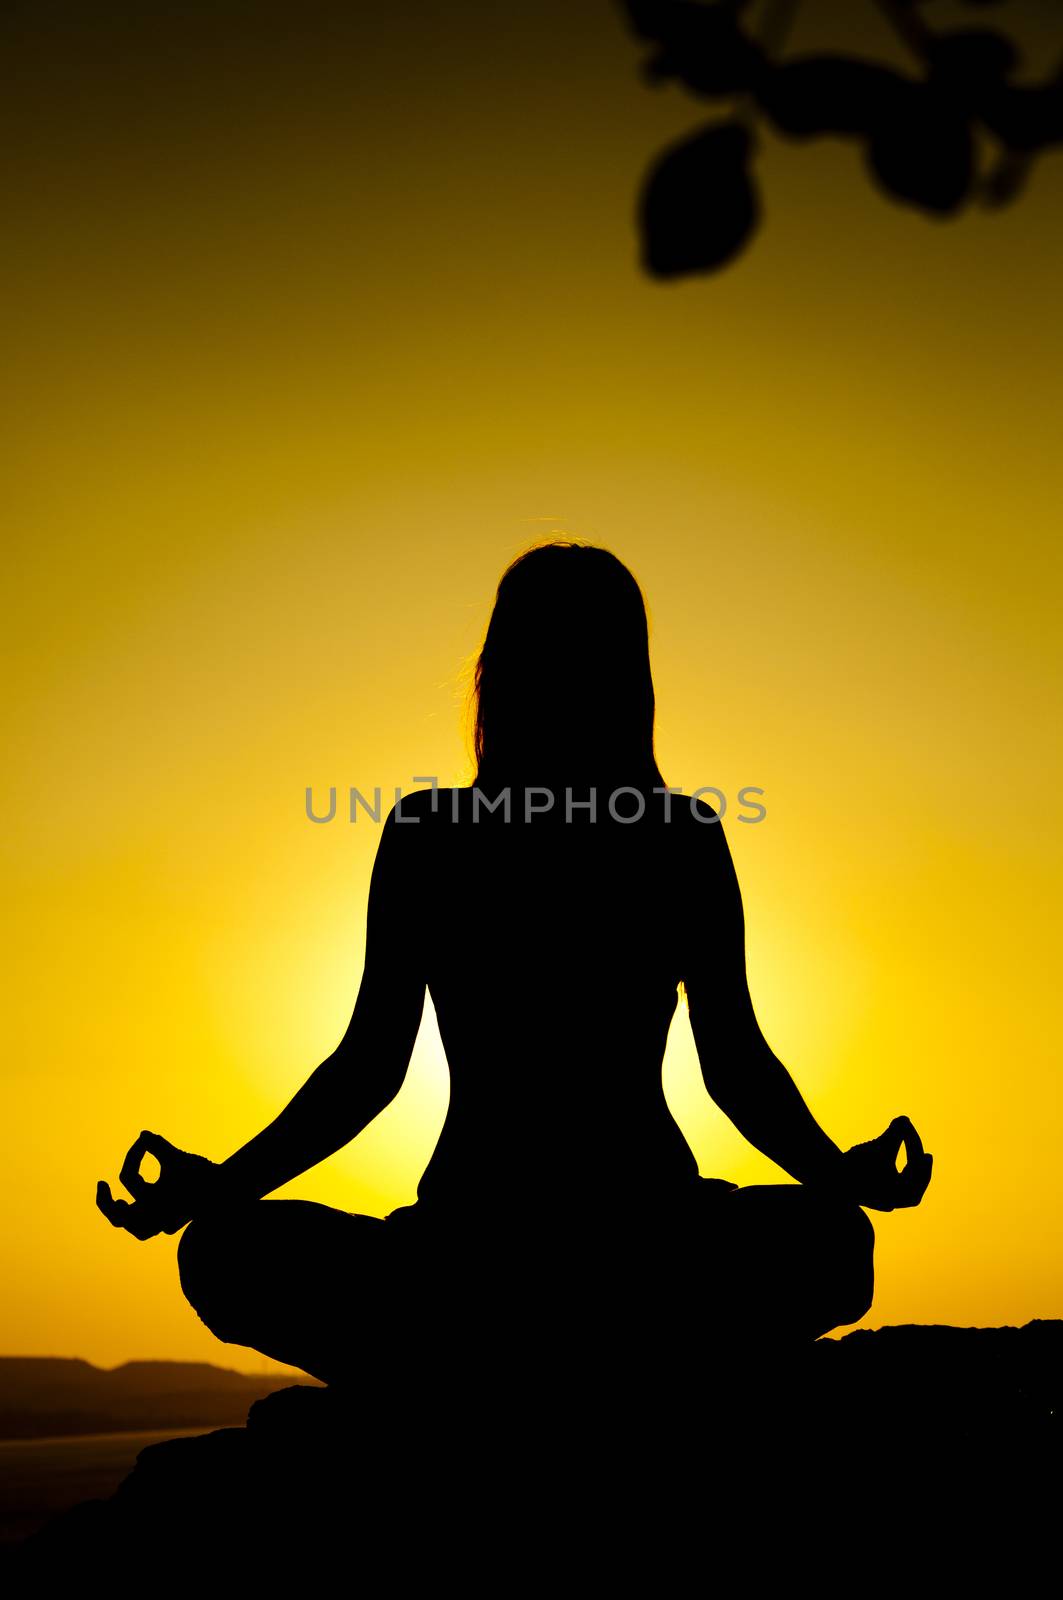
[
  {"xmin": 214, "ymin": 803, "xmax": 425, "ymax": 1202},
  {"xmin": 98, "ymin": 802, "xmax": 427, "ymax": 1238}
]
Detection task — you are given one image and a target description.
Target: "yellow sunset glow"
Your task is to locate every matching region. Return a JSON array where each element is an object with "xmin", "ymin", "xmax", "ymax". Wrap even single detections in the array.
[{"xmin": 3, "ymin": 3, "xmax": 1061, "ymax": 1366}]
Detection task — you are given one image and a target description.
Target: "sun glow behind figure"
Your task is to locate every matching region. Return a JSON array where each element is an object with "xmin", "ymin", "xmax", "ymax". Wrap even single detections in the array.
[{"xmin": 2, "ymin": 1, "xmax": 1062, "ymax": 1364}]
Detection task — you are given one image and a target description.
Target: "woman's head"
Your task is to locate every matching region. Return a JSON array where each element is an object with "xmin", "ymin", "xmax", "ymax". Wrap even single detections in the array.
[{"xmin": 471, "ymin": 541, "xmax": 664, "ymax": 791}]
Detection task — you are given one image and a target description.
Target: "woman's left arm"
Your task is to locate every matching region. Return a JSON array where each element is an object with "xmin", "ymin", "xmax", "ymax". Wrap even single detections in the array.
[{"xmin": 684, "ymin": 804, "xmax": 932, "ymax": 1209}]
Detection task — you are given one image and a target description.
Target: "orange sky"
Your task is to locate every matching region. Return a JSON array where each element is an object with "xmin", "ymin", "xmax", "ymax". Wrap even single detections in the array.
[{"xmin": 3, "ymin": 2, "xmax": 1062, "ymax": 1367}]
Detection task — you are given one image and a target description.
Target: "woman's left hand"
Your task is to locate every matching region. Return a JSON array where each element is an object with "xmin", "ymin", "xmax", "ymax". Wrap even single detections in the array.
[
  {"xmin": 96, "ymin": 1131, "xmax": 222, "ymax": 1240},
  {"xmin": 840, "ymin": 1115, "xmax": 933, "ymax": 1211}
]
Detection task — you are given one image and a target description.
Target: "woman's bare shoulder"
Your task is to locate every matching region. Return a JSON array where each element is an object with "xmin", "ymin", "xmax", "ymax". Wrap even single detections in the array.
[
  {"xmin": 388, "ymin": 785, "xmax": 476, "ymax": 832},
  {"xmin": 390, "ymin": 785, "xmax": 447, "ymax": 823}
]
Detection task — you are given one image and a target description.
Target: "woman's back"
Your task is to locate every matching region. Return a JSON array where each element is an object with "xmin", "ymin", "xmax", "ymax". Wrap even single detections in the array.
[{"xmin": 402, "ymin": 783, "xmax": 715, "ymax": 1224}]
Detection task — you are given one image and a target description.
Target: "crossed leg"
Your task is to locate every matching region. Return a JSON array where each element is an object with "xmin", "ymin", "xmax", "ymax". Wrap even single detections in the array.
[
  {"xmin": 683, "ymin": 1180, "xmax": 876, "ymax": 1346},
  {"xmin": 177, "ymin": 1200, "xmax": 431, "ymax": 1385},
  {"xmin": 176, "ymin": 1184, "xmax": 875, "ymax": 1390}
]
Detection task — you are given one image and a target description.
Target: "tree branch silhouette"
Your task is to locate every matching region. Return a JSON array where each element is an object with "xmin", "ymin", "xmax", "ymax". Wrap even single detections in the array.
[{"xmin": 618, "ymin": 0, "xmax": 1063, "ymax": 277}]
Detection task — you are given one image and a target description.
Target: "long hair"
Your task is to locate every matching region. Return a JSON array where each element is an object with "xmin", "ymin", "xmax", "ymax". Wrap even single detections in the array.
[{"xmin": 471, "ymin": 541, "xmax": 666, "ymax": 793}]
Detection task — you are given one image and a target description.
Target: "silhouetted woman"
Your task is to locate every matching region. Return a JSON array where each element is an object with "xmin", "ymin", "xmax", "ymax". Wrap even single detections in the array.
[{"xmin": 98, "ymin": 543, "xmax": 932, "ymax": 1392}]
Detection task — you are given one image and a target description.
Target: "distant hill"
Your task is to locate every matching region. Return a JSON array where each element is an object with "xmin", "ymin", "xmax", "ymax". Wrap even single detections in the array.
[{"xmin": 0, "ymin": 1357, "xmax": 303, "ymax": 1439}]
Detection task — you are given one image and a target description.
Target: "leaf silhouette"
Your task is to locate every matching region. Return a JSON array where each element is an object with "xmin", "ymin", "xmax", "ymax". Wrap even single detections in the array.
[
  {"xmin": 866, "ymin": 84, "xmax": 974, "ymax": 215},
  {"xmin": 638, "ymin": 119, "xmax": 760, "ymax": 277},
  {"xmin": 628, "ymin": 0, "xmax": 764, "ymax": 97},
  {"xmin": 620, "ymin": 0, "xmax": 1062, "ymax": 274},
  {"xmin": 926, "ymin": 28, "xmax": 1018, "ymax": 113},
  {"xmin": 758, "ymin": 55, "xmax": 904, "ymax": 139},
  {"xmin": 979, "ymin": 77, "xmax": 1063, "ymax": 152}
]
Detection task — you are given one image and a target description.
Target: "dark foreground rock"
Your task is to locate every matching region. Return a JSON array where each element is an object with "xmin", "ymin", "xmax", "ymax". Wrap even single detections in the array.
[{"xmin": 10, "ymin": 1321, "xmax": 1060, "ymax": 1585}]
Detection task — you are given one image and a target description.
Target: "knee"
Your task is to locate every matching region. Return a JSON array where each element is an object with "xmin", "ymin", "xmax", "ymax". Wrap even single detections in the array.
[
  {"xmin": 834, "ymin": 1197, "xmax": 875, "ymax": 1251},
  {"xmin": 830, "ymin": 1202, "xmax": 875, "ymax": 1324},
  {"xmin": 176, "ymin": 1217, "xmax": 214, "ymax": 1311},
  {"xmin": 177, "ymin": 1215, "xmax": 244, "ymax": 1336}
]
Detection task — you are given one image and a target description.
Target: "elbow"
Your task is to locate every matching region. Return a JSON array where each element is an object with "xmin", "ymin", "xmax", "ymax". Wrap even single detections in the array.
[
  {"xmin": 318, "ymin": 1050, "xmax": 406, "ymax": 1127},
  {"xmin": 701, "ymin": 1076, "xmax": 749, "ymax": 1122},
  {"xmin": 692, "ymin": 1006, "xmax": 771, "ymax": 1100}
]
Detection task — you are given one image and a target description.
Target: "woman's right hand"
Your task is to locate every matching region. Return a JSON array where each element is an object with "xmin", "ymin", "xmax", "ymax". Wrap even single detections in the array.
[
  {"xmin": 840, "ymin": 1115, "xmax": 933, "ymax": 1211},
  {"xmin": 96, "ymin": 1131, "xmax": 226, "ymax": 1240}
]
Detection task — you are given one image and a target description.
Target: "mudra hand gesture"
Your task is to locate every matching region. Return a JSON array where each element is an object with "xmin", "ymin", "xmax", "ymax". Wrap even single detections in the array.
[
  {"xmin": 840, "ymin": 1115, "xmax": 933, "ymax": 1211},
  {"xmin": 97, "ymin": 1131, "xmax": 222, "ymax": 1240}
]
